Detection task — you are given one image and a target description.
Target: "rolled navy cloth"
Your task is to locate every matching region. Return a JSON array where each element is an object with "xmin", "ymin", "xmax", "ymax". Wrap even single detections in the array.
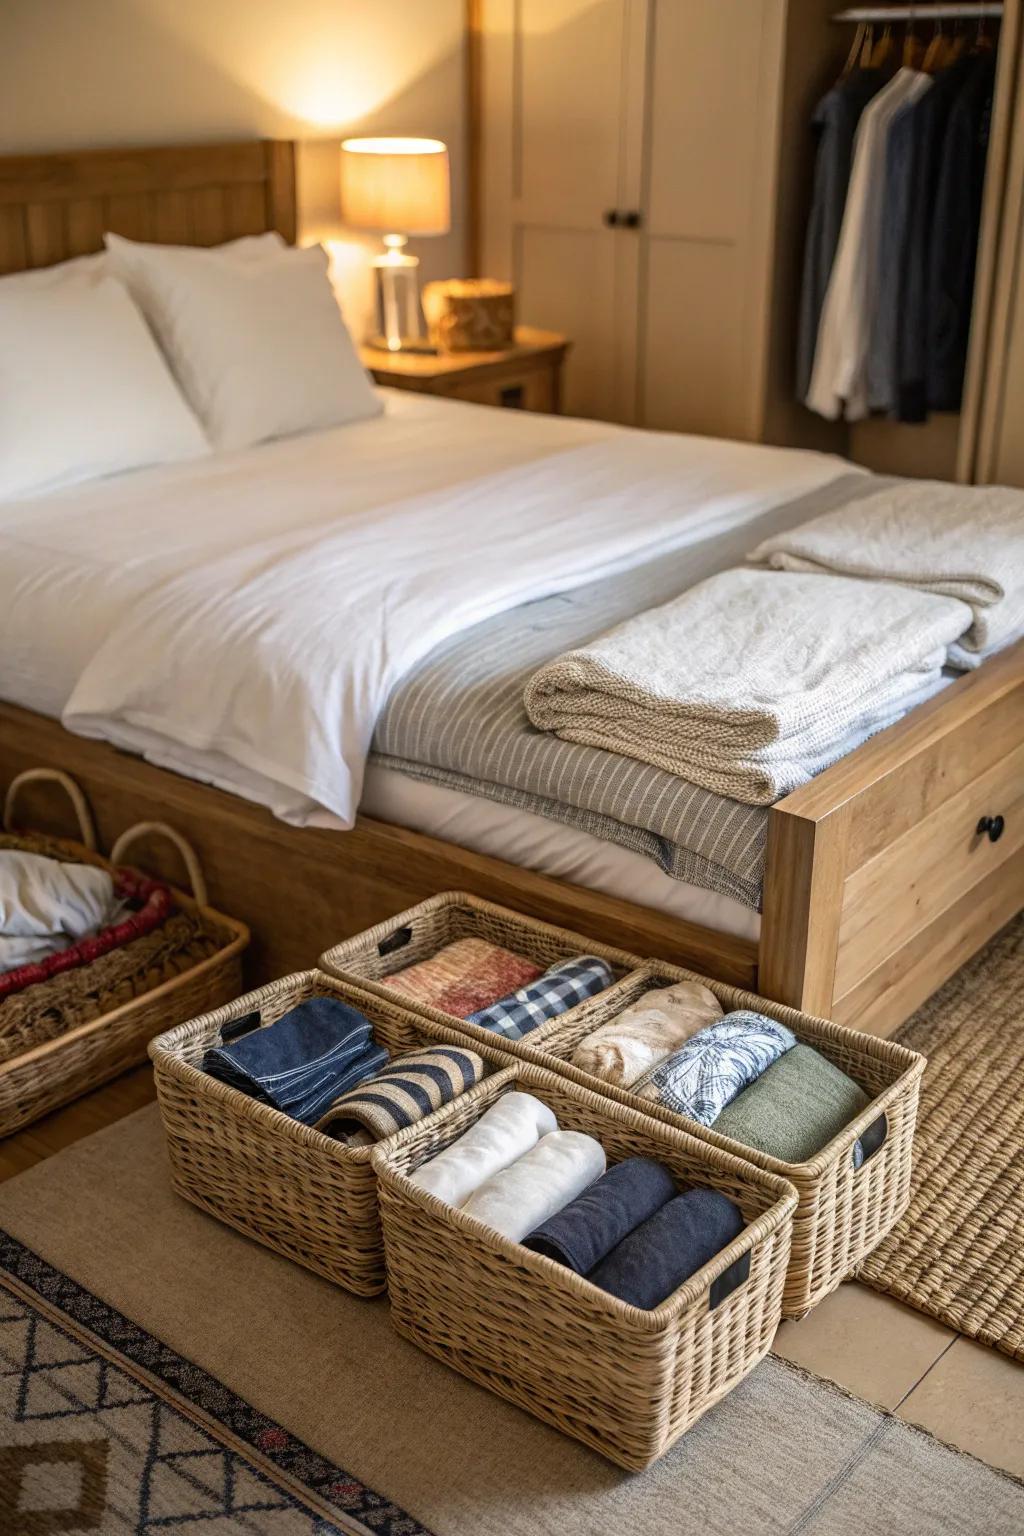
[
  {"xmin": 461, "ymin": 1129, "xmax": 607, "ymax": 1243},
  {"xmin": 408, "ymin": 1090, "xmax": 557, "ymax": 1207},
  {"xmin": 522, "ymin": 1156, "xmax": 677, "ymax": 1273},
  {"xmin": 633, "ymin": 1010, "xmax": 797, "ymax": 1127},
  {"xmin": 380, "ymin": 937, "xmax": 542, "ymax": 1018},
  {"xmin": 713, "ymin": 1042, "xmax": 870, "ymax": 1166},
  {"xmin": 202, "ymin": 996, "xmax": 388, "ymax": 1126},
  {"xmin": 571, "ymin": 980, "xmax": 724, "ymax": 1088},
  {"xmin": 314, "ymin": 1045, "xmax": 486, "ymax": 1141},
  {"xmin": 467, "ymin": 955, "xmax": 616, "ymax": 1041},
  {"xmin": 588, "ymin": 1187, "xmax": 745, "ymax": 1310}
]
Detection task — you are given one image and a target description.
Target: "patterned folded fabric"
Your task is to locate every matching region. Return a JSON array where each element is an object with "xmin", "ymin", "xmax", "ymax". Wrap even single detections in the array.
[
  {"xmin": 380, "ymin": 937, "xmax": 542, "ymax": 1017},
  {"xmin": 467, "ymin": 955, "xmax": 616, "ymax": 1041},
  {"xmin": 571, "ymin": 980, "xmax": 724, "ymax": 1088},
  {"xmin": 314, "ymin": 1045, "xmax": 486, "ymax": 1141},
  {"xmin": 633, "ymin": 1010, "xmax": 797, "ymax": 1127},
  {"xmin": 203, "ymin": 996, "xmax": 388, "ymax": 1126}
]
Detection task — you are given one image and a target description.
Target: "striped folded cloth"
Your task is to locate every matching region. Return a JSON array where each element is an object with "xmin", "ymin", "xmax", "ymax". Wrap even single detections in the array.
[
  {"xmin": 467, "ymin": 955, "xmax": 616, "ymax": 1041},
  {"xmin": 314, "ymin": 1045, "xmax": 487, "ymax": 1141},
  {"xmin": 381, "ymin": 937, "xmax": 542, "ymax": 1018}
]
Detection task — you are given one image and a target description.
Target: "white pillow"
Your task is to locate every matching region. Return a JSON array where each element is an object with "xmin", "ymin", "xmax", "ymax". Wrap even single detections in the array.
[
  {"xmin": 104, "ymin": 234, "xmax": 381, "ymax": 450},
  {"xmin": 0, "ymin": 252, "xmax": 106, "ymax": 291},
  {"xmin": 0, "ymin": 273, "xmax": 209, "ymax": 501}
]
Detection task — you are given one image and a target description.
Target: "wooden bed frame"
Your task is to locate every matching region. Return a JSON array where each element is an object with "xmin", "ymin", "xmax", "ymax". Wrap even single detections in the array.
[{"xmin": 2, "ymin": 139, "xmax": 1022, "ymax": 1038}]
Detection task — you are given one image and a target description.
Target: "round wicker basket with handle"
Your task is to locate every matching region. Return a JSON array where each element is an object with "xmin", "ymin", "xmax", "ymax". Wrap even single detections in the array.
[{"xmin": 0, "ymin": 771, "xmax": 248, "ymax": 1135}]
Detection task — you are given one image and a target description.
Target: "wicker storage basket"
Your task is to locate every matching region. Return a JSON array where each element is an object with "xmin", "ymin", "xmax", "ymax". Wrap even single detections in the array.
[
  {"xmin": 0, "ymin": 774, "xmax": 248, "ymax": 1136},
  {"xmin": 455, "ymin": 960, "xmax": 925, "ymax": 1319},
  {"xmin": 150, "ymin": 969, "xmax": 519, "ymax": 1296},
  {"xmin": 373, "ymin": 1059, "xmax": 797, "ymax": 1470},
  {"xmin": 319, "ymin": 890, "xmax": 642, "ymax": 1028}
]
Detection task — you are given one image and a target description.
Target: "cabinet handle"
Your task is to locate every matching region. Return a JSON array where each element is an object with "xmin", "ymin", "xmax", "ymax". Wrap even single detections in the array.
[
  {"xmin": 603, "ymin": 209, "xmax": 621, "ymax": 228},
  {"xmin": 977, "ymin": 814, "xmax": 1005, "ymax": 843},
  {"xmin": 621, "ymin": 209, "xmax": 642, "ymax": 229}
]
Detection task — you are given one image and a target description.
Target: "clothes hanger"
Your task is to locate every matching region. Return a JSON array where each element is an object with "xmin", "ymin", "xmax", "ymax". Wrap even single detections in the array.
[
  {"xmin": 921, "ymin": 17, "xmax": 950, "ymax": 74},
  {"xmin": 869, "ymin": 22, "xmax": 896, "ymax": 70},
  {"xmin": 903, "ymin": 14, "xmax": 925, "ymax": 70},
  {"xmin": 841, "ymin": 20, "xmax": 868, "ymax": 79}
]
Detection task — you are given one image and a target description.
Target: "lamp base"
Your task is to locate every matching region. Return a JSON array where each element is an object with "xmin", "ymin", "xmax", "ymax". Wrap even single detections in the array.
[{"xmin": 366, "ymin": 334, "xmax": 438, "ymax": 356}]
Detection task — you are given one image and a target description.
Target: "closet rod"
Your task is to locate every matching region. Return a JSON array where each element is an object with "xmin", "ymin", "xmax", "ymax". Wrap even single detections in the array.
[{"xmin": 833, "ymin": 4, "xmax": 1003, "ymax": 19}]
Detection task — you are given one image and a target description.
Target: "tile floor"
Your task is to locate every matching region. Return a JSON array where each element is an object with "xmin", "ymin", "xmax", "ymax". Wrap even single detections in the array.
[{"xmin": 773, "ymin": 1281, "xmax": 1024, "ymax": 1479}]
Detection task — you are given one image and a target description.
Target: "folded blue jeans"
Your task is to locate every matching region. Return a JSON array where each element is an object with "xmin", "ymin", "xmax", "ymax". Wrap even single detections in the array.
[{"xmin": 203, "ymin": 995, "xmax": 388, "ymax": 1126}]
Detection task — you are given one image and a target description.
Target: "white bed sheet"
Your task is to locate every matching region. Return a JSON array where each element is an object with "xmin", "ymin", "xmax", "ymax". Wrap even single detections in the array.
[{"xmin": 360, "ymin": 764, "xmax": 761, "ymax": 942}]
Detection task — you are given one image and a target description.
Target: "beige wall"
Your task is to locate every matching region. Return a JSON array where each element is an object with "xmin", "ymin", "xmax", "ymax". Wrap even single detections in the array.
[{"xmin": 0, "ymin": 0, "xmax": 466, "ymax": 333}]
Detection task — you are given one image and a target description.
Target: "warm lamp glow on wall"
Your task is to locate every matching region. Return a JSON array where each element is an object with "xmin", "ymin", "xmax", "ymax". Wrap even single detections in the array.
[{"xmin": 339, "ymin": 136, "xmax": 451, "ymax": 351}]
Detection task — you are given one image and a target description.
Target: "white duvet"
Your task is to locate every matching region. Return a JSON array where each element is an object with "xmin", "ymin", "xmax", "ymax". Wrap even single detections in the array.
[{"xmin": 0, "ymin": 391, "xmax": 850, "ymax": 827}]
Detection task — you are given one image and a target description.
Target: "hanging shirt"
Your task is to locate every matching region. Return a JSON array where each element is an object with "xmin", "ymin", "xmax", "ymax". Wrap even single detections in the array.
[
  {"xmin": 867, "ymin": 86, "xmax": 933, "ymax": 415},
  {"xmin": 806, "ymin": 68, "xmax": 932, "ymax": 422},
  {"xmin": 927, "ymin": 51, "xmax": 997, "ymax": 412},
  {"xmin": 796, "ymin": 68, "xmax": 885, "ymax": 402},
  {"xmin": 897, "ymin": 57, "xmax": 976, "ymax": 422}
]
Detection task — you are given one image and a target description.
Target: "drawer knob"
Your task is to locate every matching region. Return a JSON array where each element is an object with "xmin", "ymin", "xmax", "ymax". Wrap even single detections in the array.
[{"xmin": 977, "ymin": 814, "xmax": 1005, "ymax": 843}]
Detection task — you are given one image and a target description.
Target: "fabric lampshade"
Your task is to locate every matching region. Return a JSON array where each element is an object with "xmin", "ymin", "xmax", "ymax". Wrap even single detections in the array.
[{"xmin": 340, "ymin": 137, "xmax": 451, "ymax": 237}]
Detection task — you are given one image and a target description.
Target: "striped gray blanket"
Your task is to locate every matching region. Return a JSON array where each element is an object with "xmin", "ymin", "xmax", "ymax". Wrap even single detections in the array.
[{"xmin": 370, "ymin": 472, "xmax": 883, "ymax": 911}]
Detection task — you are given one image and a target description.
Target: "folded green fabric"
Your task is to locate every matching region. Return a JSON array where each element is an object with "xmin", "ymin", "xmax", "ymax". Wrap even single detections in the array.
[{"xmin": 712, "ymin": 1043, "xmax": 869, "ymax": 1164}]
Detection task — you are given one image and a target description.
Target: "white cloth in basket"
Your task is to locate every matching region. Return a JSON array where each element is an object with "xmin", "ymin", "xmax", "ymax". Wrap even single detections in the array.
[
  {"xmin": 0, "ymin": 850, "xmax": 120, "ymax": 972},
  {"xmin": 461, "ymin": 1129, "xmax": 607, "ymax": 1243},
  {"xmin": 408, "ymin": 1090, "xmax": 557, "ymax": 1208}
]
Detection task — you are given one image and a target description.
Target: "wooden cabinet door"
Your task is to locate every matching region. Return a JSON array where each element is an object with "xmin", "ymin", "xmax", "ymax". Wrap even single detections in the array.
[{"xmin": 479, "ymin": 0, "xmax": 647, "ymax": 422}]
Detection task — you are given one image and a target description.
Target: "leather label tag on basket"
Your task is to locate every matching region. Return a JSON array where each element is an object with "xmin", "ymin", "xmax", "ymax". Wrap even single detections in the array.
[
  {"xmin": 709, "ymin": 1250, "xmax": 751, "ymax": 1311},
  {"xmin": 378, "ymin": 926, "xmax": 413, "ymax": 958}
]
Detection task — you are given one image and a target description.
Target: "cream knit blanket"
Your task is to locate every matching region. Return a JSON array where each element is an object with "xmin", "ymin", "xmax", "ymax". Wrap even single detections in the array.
[
  {"xmin": 523, "ymin": 569, "xmax": 971, "ymax": 805},
  {"xmin": 749, "ymin": 479, "xmax": 1024, "ymax": 668}
]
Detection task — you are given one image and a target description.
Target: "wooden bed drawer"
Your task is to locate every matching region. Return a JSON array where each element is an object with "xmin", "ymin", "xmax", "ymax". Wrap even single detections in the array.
[{"xmin": 834, "ymin": 739, "xmax": 1024, "ymax": 1002}]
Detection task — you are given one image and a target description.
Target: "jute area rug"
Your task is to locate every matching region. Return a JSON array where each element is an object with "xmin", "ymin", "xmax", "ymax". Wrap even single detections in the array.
[
  {"xmin": 860, "ymin": 913, "xmax": 1024, "ymax": 1360},
  {"xmin": 1, "ymin": 1109, "xmax": 1022, "ymax": 1535}
]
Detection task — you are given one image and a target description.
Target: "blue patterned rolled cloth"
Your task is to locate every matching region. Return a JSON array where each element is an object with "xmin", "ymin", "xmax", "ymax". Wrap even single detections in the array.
[
  {"xmin": 522, "ymin": 1156, "xmax": 677, "ymax": 1274},
  {"xmin": 632, "ymin": 1010, "xmax": 797, "ymax": 1126},
  {"xmin": 203, "ymin": 995, "xmax": 389, "ymax": 1126},
  {"xmin": 466, "ymin": 955, "xmax": 616, "ymax": 1041}
]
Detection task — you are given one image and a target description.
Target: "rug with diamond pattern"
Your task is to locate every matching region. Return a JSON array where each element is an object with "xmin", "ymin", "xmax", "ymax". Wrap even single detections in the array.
[{"xmin": 0, "ymin": 1229, "xmax": 430, "ymax": 1535}]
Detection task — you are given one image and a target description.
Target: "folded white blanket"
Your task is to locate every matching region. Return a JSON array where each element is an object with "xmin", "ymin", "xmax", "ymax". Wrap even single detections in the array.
[
  {"xmin": 408, "ymin": 1091, "xmax": 557, "ymax": 1208},
  {"xmin": 0, "ymin": 851, "xmax": 118, "ymax": 972},
  {"xmin": 524, "ymin": 568, "xmax": 971, "ymax": 805},
  {"xmin": 461, "ymin": 1129, "xmax": 607, "ymax": 1242},
  {"xmin": 749, "ymin": 479, "xmax": 1024, "ymax": 669},
  {"xmin": 572, "ymin": 980, "xmax": 724, "ymax": 1088}
]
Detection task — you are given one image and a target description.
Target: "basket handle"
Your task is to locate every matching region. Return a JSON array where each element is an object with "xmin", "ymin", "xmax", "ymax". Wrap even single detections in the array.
[
  {"xmin": 3, "ymin": 768, "xmax": 98, "ymax": 850},
  {"xmin": 110, "ymin": 821, "xmax": 209, "ymax": 908}
]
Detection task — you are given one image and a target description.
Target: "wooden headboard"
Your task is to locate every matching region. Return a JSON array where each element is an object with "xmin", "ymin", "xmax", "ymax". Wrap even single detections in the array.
[{"xmin": 0, "ymin": 140, "xmax": 296, "ymax": 276}]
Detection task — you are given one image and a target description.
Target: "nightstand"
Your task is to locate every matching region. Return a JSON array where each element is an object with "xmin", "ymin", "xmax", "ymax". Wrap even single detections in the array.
[{"xmin": 359, "ymin": 327, "xmax": 570, "ymax": 414}]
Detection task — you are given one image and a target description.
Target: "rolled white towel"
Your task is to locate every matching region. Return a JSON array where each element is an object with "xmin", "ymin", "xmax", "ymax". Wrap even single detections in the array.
[
  {"xmin": 408, "ymin": 1090, "xmax": 557, "ymax": 1208},
  {"xmin": 461, "ymin": 1129, "xmax": 607, "ymax": 1243},
  {"xmin": 572, "ymin": 980, "xmax": 724, "ymax": 1088}
]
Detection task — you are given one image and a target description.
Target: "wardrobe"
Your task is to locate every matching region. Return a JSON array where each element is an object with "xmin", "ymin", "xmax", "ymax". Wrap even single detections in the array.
[{"xmin": 475, "ymin": 0, "xmax": 1024, "ymax": 485}]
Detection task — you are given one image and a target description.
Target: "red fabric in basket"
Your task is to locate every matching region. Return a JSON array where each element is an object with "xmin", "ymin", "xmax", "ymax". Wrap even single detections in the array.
[{"xmin": 0, "ymin": 868, "xmax": 174, "ymax": 1000}]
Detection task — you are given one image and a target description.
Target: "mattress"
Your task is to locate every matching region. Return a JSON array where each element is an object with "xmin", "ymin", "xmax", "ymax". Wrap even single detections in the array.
[{"xmin": 0, "ymin": 387, "xmax": 852, "ymax": 924}]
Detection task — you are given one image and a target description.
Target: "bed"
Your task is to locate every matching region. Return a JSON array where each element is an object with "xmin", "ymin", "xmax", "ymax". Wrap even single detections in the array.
[{"xmin": 1, "ymin": 138, "xmax": 1021, "ymax": 1038}]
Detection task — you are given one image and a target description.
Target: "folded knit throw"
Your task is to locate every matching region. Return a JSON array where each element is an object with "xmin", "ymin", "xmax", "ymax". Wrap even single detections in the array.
[
  {"xmin": 749, "ymin": 478, "xmax": 1024, "ymax": 668},
  {"xmin": 524, "ymin": 568, "xmax": 970, "ymax": 805},
  {"xmin": 314, "ymin": 1045, "xmax": 486, "ymax": 1141},
  {"xmin": 467, "ymin": 955, "xmax": 616, "ymax": 1040},
  {"xmin": 203, "ymin": 996, "xmax": 388, "ymax": 1126},
  {"xmin": 714, "ymin": 1042, "xmax": 870, "ymax": 1165},
  {"xmin": 523, "ymin": 1156, "xmax": 677, "ymax": 1273},
  {"xmin": 380, "ymin": 937, "xmax": 541, "ymax": 1017},
  {"xmin": 571, "ymin": 980, "xmax": 724, "ymax": 1088},
  {"xmin": 633, "ymin": 1010, "xmax": 797, "ymax": 1127},
  {"xmin": 461, "ymin": 1129, "xmax": 606, "ymax": 1244},
  {"xmin": 588, "ymin": 1188, "xmax": 745, "ymax": 1310},
  {"xmin": 408, "ymin": 1090, "xmax": 557, "ymax": 1207}
]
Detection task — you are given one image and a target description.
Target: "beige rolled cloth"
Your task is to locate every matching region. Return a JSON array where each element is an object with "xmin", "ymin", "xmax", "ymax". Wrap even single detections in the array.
[{"xmin": 572, "ymin": 980, "xmax": 724, "ymax": 1088}]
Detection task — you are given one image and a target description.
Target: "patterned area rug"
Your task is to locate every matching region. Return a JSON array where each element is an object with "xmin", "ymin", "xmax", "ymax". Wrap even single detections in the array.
[
  {"xmin": 0, "ymin": 1231, "xmax": 429, "ymax": 1536},
  {"xmin": 860, "ymin": 913, "xmax": 1024, "ymax": 1361}
]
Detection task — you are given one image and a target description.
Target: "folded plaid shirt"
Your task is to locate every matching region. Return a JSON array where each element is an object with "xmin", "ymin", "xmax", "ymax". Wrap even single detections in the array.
[{"xmin": 467, "ymin": 955, "xmax": 616, "ymax": 1041}]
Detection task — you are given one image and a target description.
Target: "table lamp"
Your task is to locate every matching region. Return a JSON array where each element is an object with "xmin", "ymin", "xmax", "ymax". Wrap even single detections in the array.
[{"xmin": 339, "ymin": 136, "xmax": 451, "ymax": 352}]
